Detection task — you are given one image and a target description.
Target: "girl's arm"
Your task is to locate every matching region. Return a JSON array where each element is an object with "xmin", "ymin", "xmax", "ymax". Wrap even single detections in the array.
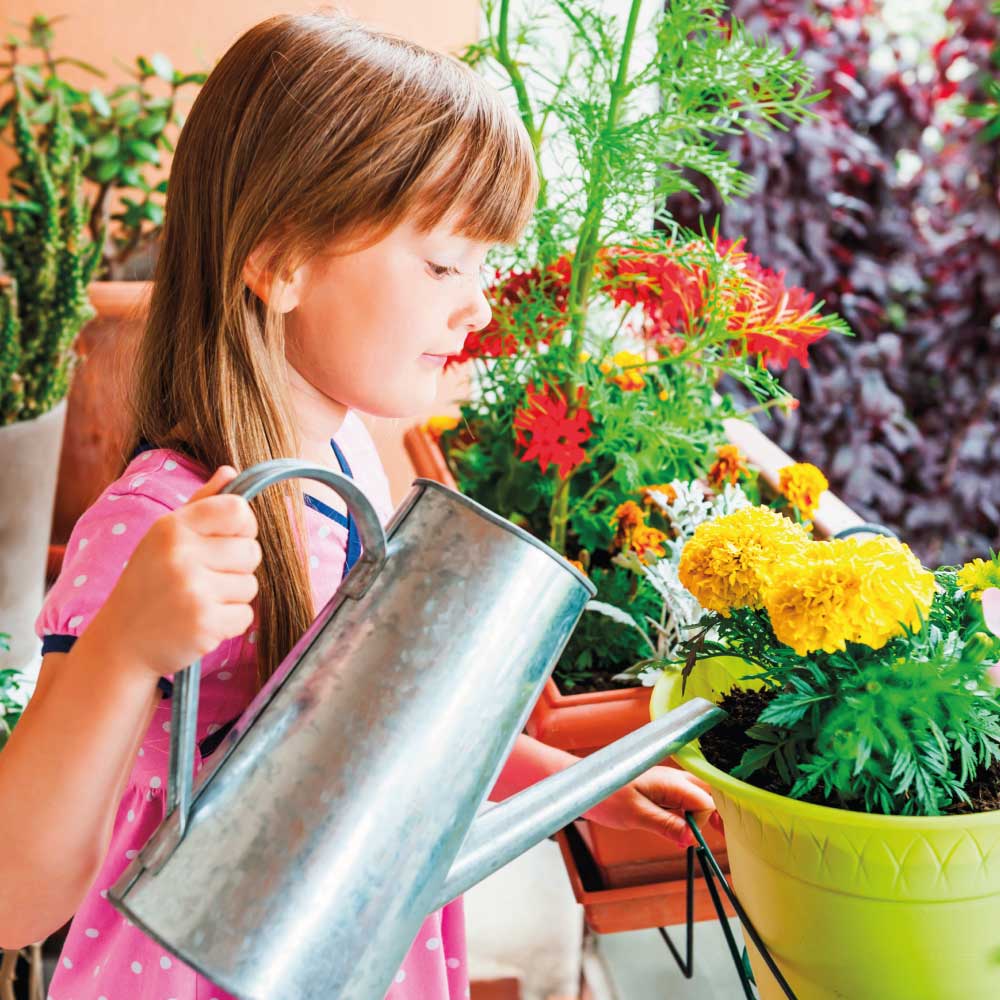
[
  {"xmin": 0, "ymin": 467, "xmax": 261, "ymax": 949},
  {"xmin": 0, "ymin": 637, "xmax": 161, "ymax": 947},
  {"xmin": 491, "ymin": 733, "xmax": 716, "ymax": 848}
]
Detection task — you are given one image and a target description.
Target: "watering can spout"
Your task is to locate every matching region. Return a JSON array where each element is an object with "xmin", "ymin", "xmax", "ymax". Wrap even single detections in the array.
[{"xmin": 433, "ymin": 697, "xmax": 723, "ymax": 910}]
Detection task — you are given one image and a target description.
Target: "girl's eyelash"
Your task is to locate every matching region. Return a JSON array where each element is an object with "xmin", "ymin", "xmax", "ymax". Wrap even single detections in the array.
[{"xmin": 428, "ymin": 261, "xmax": 459, "ymax": 277}]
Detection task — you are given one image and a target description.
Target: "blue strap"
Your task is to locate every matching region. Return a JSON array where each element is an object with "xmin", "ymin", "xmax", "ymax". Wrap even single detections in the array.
[{"xmin": 329, "ymin": 437, "xmax": 361, "ymax": 578}]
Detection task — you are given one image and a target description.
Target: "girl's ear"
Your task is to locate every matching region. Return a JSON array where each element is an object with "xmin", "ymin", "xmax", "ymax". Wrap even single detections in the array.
[{"xmin": 242, "ymin": 244, "xmax": 305, "ymax": 314}]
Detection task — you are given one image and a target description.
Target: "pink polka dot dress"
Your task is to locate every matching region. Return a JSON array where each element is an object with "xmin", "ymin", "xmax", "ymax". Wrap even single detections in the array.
[{"xmin": 36, "ymin": 410, "xmax": 469, "ymax": 1000}]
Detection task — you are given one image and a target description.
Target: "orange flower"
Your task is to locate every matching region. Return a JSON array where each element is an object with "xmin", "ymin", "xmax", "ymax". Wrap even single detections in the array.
[
  {"xmin": 610, "ymin": 501, "xmax": 667, "ymax": 563},
  {"xmin": 600, "ymin": 350, "xmax": 648, "ymax": 391},
  {"xmin": 708, "ymin": 445, "xmax": 749, "ymax": 488},
  {"xmin": 640, "ymin": 483, "xmax": 677, "ymax": 506}
]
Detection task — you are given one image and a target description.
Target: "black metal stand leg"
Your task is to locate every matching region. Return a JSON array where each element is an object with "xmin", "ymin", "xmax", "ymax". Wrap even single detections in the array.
[
  {"xmin": 681, "ymin": 812, "xmax": 800, "ymax": 1000},
  {"xmin": 655, "ymin": 845, "xmax": 695, "ymax": 978}
]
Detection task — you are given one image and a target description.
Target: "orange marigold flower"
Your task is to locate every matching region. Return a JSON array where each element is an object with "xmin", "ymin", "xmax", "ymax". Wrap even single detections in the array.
[
  {"xmin": 610, "ymin": 501, "xmax": 667, "ymax": 563},
  {"xmin": 600, "ymin": 350, "xmax": 648, "ymax": 391},
  {"xmin": 708, "ymin": 444, "xmax": 749, "ymax": 488},
  {"xmin": 513, "ymin": 383, "xmax": 592, "ymax": 479},
  {"xmin": 778, "ymin": 463, "xmax": 829, "ymax": 519},
  {"xmin": 641, "ymin": 483, "xmax": 677, "ymax": 506}
]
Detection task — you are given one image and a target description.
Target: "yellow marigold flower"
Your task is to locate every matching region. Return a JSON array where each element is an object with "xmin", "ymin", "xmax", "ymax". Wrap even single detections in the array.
[
  {"xmin": 679, "ymin": 506, "xmax": 811, "ymax": 615},
  {"xmin": 601, "ymin": 350, "xmax": 647, "ymax": 391},
  {"xmin": 708, "ymin": 444, "xmax": 749, "ymax": 488},
  {"xmin": 569, "ymin": 558, "xmax": 588, "ymax": 576},
  {"xmin": 658, "ymin": 389, "xmax": 670, "ymax": 401},
  {"xmin": 424, "ymin": 415, "xmax": 460, "ymax": 438},
  {"xmin": 778, "ymin": 463, "xmax": 829, "ymax": 519},
  {"xmin": 611, "ymin": 500, "xmax": 667, "ymax": 563},
  {"xmin": 957, "ymin": 556, "xmax": 1000, "ymax": 599},
  {"xmin": 578, "ymin": 351, "xmax": 592, "ymax": 363},
  {"xmin": 641, "ymin": 483, "xmax": 678, "ymax": 506},
  {"xmin": 765, "ymin": 536, "xmax": 936, "ymax": 656}
]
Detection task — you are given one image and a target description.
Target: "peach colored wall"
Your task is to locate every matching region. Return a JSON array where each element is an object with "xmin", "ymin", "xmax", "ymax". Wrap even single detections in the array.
[{"xmin": 4, "ymin": 0, "xmax": 476, "ymax": 503}]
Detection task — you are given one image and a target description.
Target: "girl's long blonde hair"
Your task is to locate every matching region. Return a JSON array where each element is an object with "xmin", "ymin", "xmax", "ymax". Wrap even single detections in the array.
[{"xmin": 126, "ymin": 10, "xmax": 538, "ymax": 689}]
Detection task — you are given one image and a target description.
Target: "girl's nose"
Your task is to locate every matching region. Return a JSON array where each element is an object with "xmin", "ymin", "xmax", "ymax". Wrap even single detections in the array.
[{"xmin": 465, "ymin": 283, "xmax": 493, "ymax": 334}]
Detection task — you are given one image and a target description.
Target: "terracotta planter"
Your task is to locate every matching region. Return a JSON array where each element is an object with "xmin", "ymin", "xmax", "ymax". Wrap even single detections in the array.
[
  {"xmin": 47, "ymin": 281, "xmax": 151, "ymax": 577},
  {"xmin": 577, "ymin": 810, "xmax": 730, "ymax": 890},
  {"xmin": 555, "ymin": 823, "xmax": 734, "ymax": 933}
]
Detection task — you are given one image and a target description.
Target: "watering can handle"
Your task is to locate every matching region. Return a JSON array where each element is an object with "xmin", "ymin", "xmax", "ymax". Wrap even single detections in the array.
[{"xmin": 165, "ymin": 459, "xmax": 388, "ymax": 834}]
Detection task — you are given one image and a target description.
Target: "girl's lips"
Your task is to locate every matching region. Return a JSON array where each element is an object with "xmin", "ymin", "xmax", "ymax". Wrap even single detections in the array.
[{"xmin": 419, "ymin": 353, "xmax": 450, "ymax": 367}]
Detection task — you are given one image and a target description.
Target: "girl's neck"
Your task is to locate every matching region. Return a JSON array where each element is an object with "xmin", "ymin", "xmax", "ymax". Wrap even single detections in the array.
[{"xmin": 285, "ymin": 361, "xmax": 349, "ymax": 451}]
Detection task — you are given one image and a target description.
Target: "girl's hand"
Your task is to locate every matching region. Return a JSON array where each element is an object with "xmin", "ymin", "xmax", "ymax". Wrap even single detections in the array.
[
  {"xmin": 99, "ymin": 466, "xmax": 262, "ymax": 678},
  {"xmin": 583, "ymin": 764, "xmax": 718, "ymax": 848}
]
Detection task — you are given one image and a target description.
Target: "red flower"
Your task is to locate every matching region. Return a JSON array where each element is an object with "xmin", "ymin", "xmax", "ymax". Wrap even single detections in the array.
[
  {"xmin": 445, "ymin": 258, "xmax": 573, "ymax": 368},
  {"xmin": 513, "ymin": 383, "xmax": 592, "ymax": 479},
  {"xmin": 597, "ymin": 243, "xmax": 705, "ymax": 345},
  {"xmin": 730, "ymin": 259, "xmax": 829, "ymax": 368}
]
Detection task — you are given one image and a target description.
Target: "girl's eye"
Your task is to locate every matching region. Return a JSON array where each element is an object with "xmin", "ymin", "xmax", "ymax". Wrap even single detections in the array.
[{"xmin": 427, "ymin": 261, "xmax": 458, "ymax": 278}]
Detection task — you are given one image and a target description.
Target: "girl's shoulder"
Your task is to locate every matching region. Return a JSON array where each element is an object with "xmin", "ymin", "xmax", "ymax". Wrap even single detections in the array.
[
  {"xmin": 36, "ymin": 448, "xmax": 209, "ymax": 650},
  {"xmin": 108, "ymin": 446, "xmax": 211, "ymax": 509}
]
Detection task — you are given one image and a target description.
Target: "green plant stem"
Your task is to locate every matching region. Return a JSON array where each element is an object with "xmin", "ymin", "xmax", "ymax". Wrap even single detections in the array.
[
  {"xmin": 566, "ymin": 0, "xmax": 643, "ymax": 366},
  {"xmin": 496, "ymin": 0, "xmax": 548, "ymax": 221}
]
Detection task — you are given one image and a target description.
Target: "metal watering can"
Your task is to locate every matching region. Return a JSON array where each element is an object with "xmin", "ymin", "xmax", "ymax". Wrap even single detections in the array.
[{"xmin": 109, "ymin": 460, "xmax": 721, "ymax": 999}]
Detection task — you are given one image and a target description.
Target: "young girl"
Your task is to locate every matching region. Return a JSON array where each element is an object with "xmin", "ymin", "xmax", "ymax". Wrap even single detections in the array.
[{"xmin": 0, "ymin": 11, "xmax": 715, "ymax": 999}]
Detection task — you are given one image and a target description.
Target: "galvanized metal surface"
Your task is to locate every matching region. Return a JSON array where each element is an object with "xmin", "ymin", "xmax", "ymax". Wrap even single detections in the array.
[{"xmin": 110, "ymin": 462, "xmax": 603, "ymax": 999}]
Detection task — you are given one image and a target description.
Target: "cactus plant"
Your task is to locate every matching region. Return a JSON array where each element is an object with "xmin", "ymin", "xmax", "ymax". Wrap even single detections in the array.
[{"xmin": 0, "ymin": 65, "xmax": 104, "ymax": 424}]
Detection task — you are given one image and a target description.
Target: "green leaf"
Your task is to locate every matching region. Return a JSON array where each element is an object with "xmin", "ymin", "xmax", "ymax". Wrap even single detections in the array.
[
  {"xmin": 28, "ymin": 101, "xmax": 54, "ymax": 125},
  {"xmin": 136, "ymin": 112, "xmax": 168, "ymax": 138},
  {"xmin": 119, "ymin": 165, "xmax": 144, "ymax": 187},
  {"xmin": 55, "ymin": 56, "xmax": 106, "ymax": 77},
  {"xmin": 89, "ymin": 88, "xmax": 112, "ymax": 118},
  {"xmin": 150, "ymin": 53, "xmax": 174, "ymax": 82},
  {"xmin": 91, "ymin": 132, "xmax": 120, "ymax": 159},
  {"xmin": 124, "ymin": 138, "xmax": 160, "ymax": 165},
  {"xmin": 94, "ymin": 158, "xmax": 119, "ymax": 183}
]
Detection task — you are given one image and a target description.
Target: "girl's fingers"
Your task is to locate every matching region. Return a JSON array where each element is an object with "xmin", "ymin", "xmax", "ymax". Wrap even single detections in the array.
[
  {"xmin": 216, "ymin": 603, "xmax": 256, "ymax": 639},
  {"xmin": 200, "ymin": 536, "xmax": 263, "ymax": 573},
  {"xmin": 183, "ymin": 494, "xmax": 258, "ymax": 538},
  {"xmin": 633, "ymin": 798, "xmax": 696, "ymax": 848},
  {"xmin": 186, "ymin": 466, "xmax": 239, "ymax": 504},
  {"xmin": 208, "ymin": 570, "xmax": 259, "ymax": 605},
  {"xmin": 655, "ymin": 775, "xmax": 716, "ymax": 814}
]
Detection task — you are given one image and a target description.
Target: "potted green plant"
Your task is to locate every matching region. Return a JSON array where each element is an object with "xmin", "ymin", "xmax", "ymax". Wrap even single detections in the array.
[
  {"xmin": 651, "ymin": 504, "xmax": 1000, "ymax": 997},
  {"xmin": 405, "ymin": 0, "xmax": 852, "ymax": 930},
  {"xmin": 1, "ymin": 13, "xmax": 206, "ymax": 552},
  {"xmin": 407, "ymin": 0, "xmax": 849, "ymax": 730},
  {"xmin": 0, "ymin": 61, "xmax": 102, "ymax": 673}
]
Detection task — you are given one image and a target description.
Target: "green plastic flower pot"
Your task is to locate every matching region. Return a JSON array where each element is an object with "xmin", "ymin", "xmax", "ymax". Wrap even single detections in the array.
[{"xmin": 650, "ymin": 658, "xmax": 1000, "ymax": 1000}]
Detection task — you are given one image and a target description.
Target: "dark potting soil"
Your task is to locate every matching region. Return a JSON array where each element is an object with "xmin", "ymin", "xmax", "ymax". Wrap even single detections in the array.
[
  {"xmin": 700, "ymin": 687, "xmax": 1000, "ymax": 817},
  {"xmin": 556, "ymin": 675, "xmax": 642, "ymax": 694}
]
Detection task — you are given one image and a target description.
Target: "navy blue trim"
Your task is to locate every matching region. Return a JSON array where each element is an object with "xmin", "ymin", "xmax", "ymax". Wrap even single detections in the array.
[
  {"xmin": 303, "ymin": 493, "xmax": 350, "ymax": 528},
  {"xmin": 41, "ymin": 634, "xmax": 77, "ymax": 655},
  {"xmin": 329, "ymin": 437, "xmax": 361, "ymax": 578},
  {"xmin": 158, "ymin": 677, "xmax": 174, "ymax": 699}
]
